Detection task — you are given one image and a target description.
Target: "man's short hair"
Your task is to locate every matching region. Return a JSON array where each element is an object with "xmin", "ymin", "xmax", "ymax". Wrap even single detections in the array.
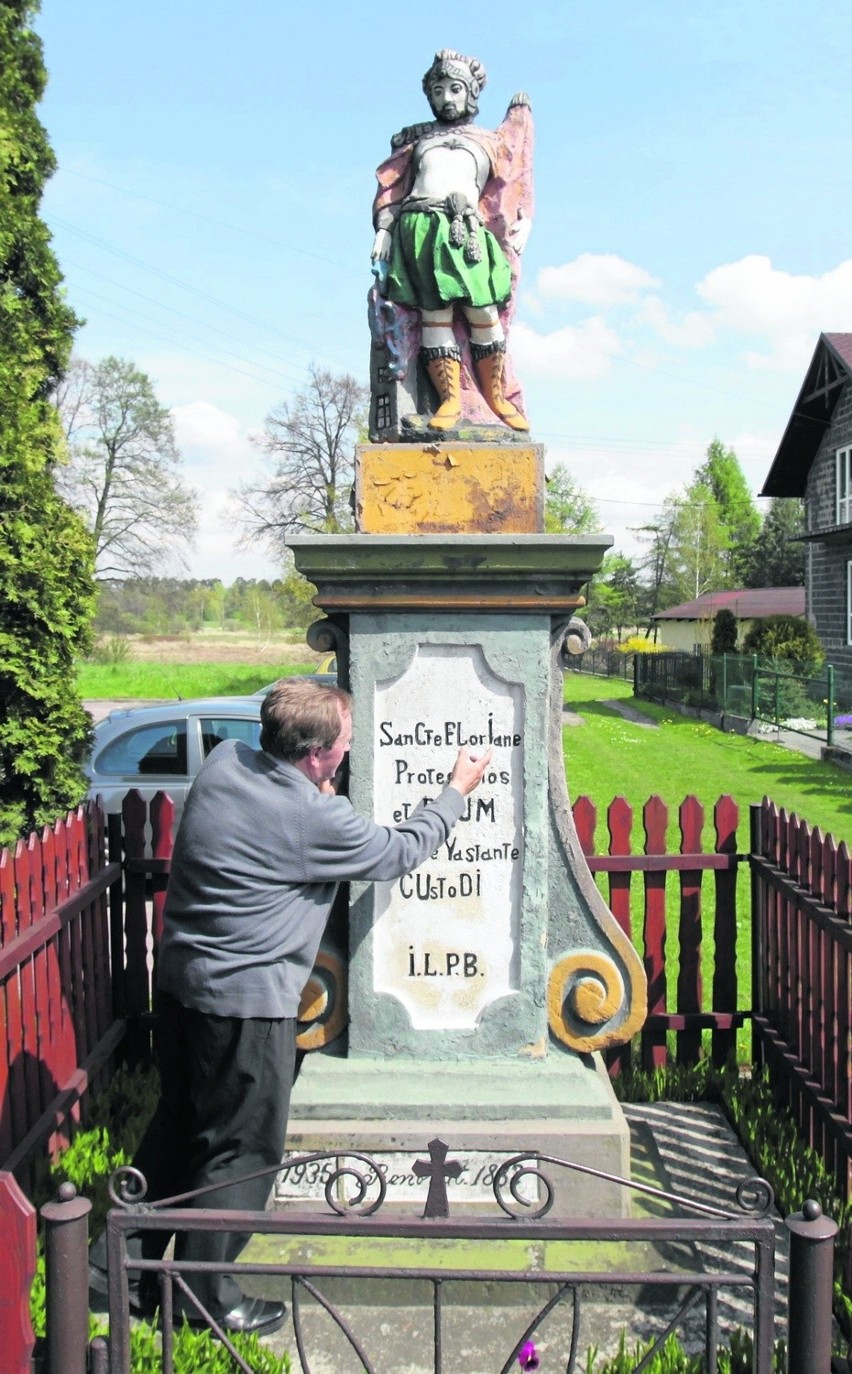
[{"xmin": 260, "ymin": 678, "xmax": 353, "ymax": 761}]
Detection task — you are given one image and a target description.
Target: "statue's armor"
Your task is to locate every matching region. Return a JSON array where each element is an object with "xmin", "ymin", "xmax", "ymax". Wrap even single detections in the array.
[{"xmin": 406, "ymin": 134, "xmax": 491, "ymax": 208}]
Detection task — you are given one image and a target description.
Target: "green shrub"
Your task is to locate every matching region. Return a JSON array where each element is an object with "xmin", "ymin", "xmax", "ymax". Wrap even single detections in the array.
[
  {"xmin": 87, "ymin": 634, "xmax": 133, "ymax": 665},
  {"xmin": 711, "ymin": 609, "xmax": 738, "ymax": 655},
  {"xmin": 584, "ymin": 1327, "xmax": 786, "ymax": 1372},
  {"xmin": 742, "ymin": 614, "xmax": 824, "ymax": 668},
  {"xmin": 121, "ymin": 1320, "xmax": 290, "ymax": 1373}
]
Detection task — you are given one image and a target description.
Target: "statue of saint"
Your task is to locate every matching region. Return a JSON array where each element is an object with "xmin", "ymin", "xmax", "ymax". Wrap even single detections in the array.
[{"xmin": 371, "ymin": 49, "xmax": 533, "ymax": 435}]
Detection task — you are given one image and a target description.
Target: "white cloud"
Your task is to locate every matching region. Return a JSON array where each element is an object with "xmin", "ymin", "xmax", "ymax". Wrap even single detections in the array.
[
  {"xmin": 536, "ymin": 254, "xmax": 660, "ymax": 307},
  {"xmin": 636, "ymin": 296, "xmax": 716, "ymax": 349},
  {"xmin": 167, "ymin": 400, "xmax": 280, "ymax": 580},
  {"xmin": 511, "ymin": 317, "xmax": 622, "ymax": 381},
  {"xmin": 696, "ymin": 255, "xmax": 852, "ymax": 370},
  {"xmin": 172, "ymin": 400, "xmax": 244, "ymax": 459}
]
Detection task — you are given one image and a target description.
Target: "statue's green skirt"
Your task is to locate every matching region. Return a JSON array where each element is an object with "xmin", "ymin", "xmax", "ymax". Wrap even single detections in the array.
[{"xmin": 386, "ymin": 210, "xmax": 512, "ymax": 313}]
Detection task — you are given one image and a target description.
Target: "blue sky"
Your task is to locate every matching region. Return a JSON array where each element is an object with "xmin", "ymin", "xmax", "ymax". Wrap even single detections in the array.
[{"xmin": 34, "ymin": 0, "xmax": 852, "ymax": 580}]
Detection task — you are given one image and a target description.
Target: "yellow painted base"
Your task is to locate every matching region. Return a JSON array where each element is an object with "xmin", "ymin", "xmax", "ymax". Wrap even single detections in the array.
[{"xmin": 356, "ymin": 442, "xmax": 544, "ymax": 534}]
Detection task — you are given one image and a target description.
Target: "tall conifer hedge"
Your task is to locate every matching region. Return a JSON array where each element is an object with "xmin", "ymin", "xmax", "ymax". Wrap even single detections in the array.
[{"xmin": 0, "ymin": 0, "xmax": 96, "ymax": 845}]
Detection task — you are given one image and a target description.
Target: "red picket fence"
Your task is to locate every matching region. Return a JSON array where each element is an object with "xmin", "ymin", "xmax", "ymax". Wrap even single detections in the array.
[
  {"xmin": 750, "ymin": 799, "xmax": 852, "ymax": 1195},
  {"xmin": 572, "ymin": 792, "xmax": 747, "ymax": 1076},
  {"xmin": 0, "ymin": 804, "xmax": 125, "ymax": 1189}
]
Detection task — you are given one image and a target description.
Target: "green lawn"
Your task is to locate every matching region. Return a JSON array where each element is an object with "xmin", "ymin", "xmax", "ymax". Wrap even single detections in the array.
[
  {"xmin": 76, "ymin": 661, "xmax": 314, "ymax": 699},
  {"xmin": 563, "ymin": 671, "xmax": 852, "ymax": 1055},
  {"xmin": 563, "ymin": 672, "xmax": 852, "ymax": 847}
]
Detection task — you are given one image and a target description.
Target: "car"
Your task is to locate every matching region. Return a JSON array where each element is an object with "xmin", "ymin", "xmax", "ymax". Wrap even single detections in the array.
[
  {"xmin": 86, "ymin": 665, "xmax": 339, "ymax": 824},
  {"xmin": 85, "ymin": 696, "xmax": 265, "ymax": 822}
]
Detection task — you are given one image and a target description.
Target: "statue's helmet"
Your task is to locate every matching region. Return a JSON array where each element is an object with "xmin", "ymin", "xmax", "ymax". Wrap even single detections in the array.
[{"xmin": 422, "ymin": 49, "xmax": 487, "ymax": 118}]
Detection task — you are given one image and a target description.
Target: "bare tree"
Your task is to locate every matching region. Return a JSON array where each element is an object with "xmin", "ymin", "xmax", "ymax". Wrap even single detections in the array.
[
  {"xmin": 55, "ymin": 356, "xmax": 198, "ymax": 578},
  {"xmin": 238, "ymin": 366, "xmax": 368, "ymax": 555}
]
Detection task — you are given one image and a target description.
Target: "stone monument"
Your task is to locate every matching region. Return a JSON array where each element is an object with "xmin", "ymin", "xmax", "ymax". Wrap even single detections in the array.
[{"xmin": 284, "ymin": 50, "xmax": 646, "ymax": 1217}]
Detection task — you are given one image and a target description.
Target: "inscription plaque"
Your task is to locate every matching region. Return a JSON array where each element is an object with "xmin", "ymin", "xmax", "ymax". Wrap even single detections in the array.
[{"xmin": 373, "ymin": 644, "xmax": 523, "ymax": 1029}]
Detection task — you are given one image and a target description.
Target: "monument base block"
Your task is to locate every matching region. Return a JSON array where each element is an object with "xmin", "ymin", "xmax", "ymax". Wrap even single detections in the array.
[
  {"xmin": 281, "ymin": 1052, "xmax": 630, "ymax": 1218},
  {"xmin": 355, "ymin": 442, "xmax": 545, "ymax": 535}
]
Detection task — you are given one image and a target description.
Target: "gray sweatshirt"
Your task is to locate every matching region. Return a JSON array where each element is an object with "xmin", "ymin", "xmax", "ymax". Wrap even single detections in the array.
[{"xmin": 157, "ymin": 739, "xmax": 465, "ymax": 1017}]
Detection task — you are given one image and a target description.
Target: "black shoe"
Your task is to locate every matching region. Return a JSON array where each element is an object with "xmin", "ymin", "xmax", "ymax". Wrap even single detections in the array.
[
  {"xmin": 88, "ymin": 1262, "xmax": 159, "ymax": 1318},
  {"xmin": 179, "ymin": 1295, "xmax": 287, "ymax": 1337}
]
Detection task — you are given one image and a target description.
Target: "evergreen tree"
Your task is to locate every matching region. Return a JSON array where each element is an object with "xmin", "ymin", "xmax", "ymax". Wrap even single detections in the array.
[
  {"xmin": 544, "ymin": 462, "xmax": 602, "ymax": 534},
  {"xmin": 743, "ymin": 498, "xmax": 806, "ymax": 588},
  {"xmin": 711, "ymin": 609, "xmax": 738, "ymax": 654},
  {"xmin": 695, "ymin": 438, "xmax": 760, "ymax": 584},
  {"xmin": 0, "ymin": 0, "xmax": 96, "ymax": 844}
]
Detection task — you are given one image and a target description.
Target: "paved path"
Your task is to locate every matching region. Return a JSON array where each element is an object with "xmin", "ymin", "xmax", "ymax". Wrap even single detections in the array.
[{"xmin": 250, "ymin": 1104, "xmax": 787, "ymax": 1374}]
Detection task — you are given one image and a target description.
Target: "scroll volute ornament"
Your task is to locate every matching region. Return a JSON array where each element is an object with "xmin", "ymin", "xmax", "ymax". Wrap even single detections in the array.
[
  {"xmin": 546, "ymin": 619, "xmax": 647, "ymax": 1052},
  {"xmin": 547, "ymin": 950, "xmax": 630, "ymax": 1052},
  {"xmin": 297, "ymin": 948, "xmax": 348, "ymax": 1051}
]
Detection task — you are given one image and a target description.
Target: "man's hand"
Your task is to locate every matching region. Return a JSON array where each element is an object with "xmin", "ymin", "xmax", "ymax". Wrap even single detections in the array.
[{"xmin": 448, "ymin": 746, "xmax": 494, "ymax": 797}]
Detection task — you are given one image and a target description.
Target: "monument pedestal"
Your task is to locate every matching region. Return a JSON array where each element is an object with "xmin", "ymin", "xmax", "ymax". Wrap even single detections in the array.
[
  {"xmin": 283, "ymin": 1053, "xmax": 629, "ymax": 1217},
  {"xmin": 287, "ymin": 516, "xmax": 646, "ymax": 1222}
]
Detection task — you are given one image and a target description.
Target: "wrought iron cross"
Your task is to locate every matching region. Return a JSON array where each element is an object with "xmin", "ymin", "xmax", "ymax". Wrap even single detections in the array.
[{"xmin": 413, "ymin": 1138, "xmax": 462, "ymax": 1218}]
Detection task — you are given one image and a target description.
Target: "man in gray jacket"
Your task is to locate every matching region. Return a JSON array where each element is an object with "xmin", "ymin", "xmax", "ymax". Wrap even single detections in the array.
[{"xmin": 98, "ymin": 677, "xmax": 492, "ymax": 1335}]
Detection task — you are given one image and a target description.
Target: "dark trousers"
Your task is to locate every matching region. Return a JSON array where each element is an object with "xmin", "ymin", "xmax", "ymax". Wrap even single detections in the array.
[{"xmin": 96, "ymin": 992, "xmax": 296, "ymax": 1315}]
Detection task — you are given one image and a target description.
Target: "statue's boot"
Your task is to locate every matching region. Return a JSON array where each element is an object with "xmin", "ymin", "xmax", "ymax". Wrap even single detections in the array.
[
  {"xmin": 473, "ymin": 346, "xmax": 529, "ymax": 432},
  {"xmin": 425, "ymin": 353, "xmax": 462, "ymax": 431}
]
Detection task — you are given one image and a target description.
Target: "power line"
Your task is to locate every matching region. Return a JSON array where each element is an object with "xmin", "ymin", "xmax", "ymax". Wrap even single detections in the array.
[
  {"xmin": 49, "ymin": 214, "xmax": 355, "ymax": 369},
  {"xmin": 57, "ymin": 166, "xmax": 363, "ymax": 278},
  {"xmin": 67, "ymin": 282, "xmax": 309, "ymax": 388}
]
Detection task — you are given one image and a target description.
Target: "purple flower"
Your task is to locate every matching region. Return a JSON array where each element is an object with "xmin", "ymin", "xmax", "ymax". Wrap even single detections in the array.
[
  {"xmin": 834, "ymin": 714, "xmax": 852, "ymax": 729},
  {"xmin": 518, "ymin": 1340, "xmax": 540, "ymax": 1370}
]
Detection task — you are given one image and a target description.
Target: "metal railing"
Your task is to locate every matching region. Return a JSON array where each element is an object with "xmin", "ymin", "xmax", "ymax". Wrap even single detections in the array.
[
  {"xmin": 634, "ymin": 652, "xmax": 852, "ymax": 745},
  {"xmin": 68, "ymin": 1139, "xmax": 794, "ymax": 1373}
]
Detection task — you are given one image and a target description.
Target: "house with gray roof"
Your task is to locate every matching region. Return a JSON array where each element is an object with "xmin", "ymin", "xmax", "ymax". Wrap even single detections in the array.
[{"xmin": 761, "ymin": 332, "xmax": 852, "ymax": 682}]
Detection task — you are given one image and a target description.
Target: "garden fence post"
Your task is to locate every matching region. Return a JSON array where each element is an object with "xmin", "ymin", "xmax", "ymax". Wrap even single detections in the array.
[
  {"xmin": 751, "ymin": 654, "xmax": 758, "ymax": 720},
  {"xmin": 826, "ymin": 664, "xmax": 834, "ymax": 747},
  {"xmin": 41, "ymin": 1181, "xmax": 92, "ymax": 1374},
  {"xmin": 722, "ymin": 653, "xmax": 727, "ymax": 714},
  {"xmin": 773, "ymin": 670, "xmax": 779, "ymax": 729},
  {"xmin": 785, "ymin": 1199, "xmax": 838, "ymax": 1374}
]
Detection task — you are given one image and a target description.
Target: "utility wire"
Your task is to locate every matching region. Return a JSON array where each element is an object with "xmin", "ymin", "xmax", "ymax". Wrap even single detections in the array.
[{"xmin": 57, "ymin": 166, "xmax": 363, "ymax": 278}]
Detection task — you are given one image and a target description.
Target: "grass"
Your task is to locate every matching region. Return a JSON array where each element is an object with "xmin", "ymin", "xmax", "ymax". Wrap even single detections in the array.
[
  {"xmin": 563, "ymin": 672, "xmax": 852, "ymax": 845},
  {"xmin": 563, "ymin": 671, "xmax": 852, "ymax": 1057},
  {"xmin": 76, "ymin": 660, "xmax": 318, "ymax": 699}
]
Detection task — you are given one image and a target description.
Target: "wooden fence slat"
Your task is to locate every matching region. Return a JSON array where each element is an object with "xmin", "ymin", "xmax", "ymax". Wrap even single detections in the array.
[
  {"xmin": 642, "ymin": 796, "xmax": 669, "ymax": 1071},
  {"xmin": 712, "ymin": 796, "xmax": 739, "ymax": 1065},
  {"xmin": 0, "ymin": 851, "xmax": 18, "ymax": 1161},
  {"xmin": 808, "ymin": 827, "xmax": 826, "ymax": 1162},
  {"xmin": 572, "ymin": 796, "xmax": 596, "ymax": 857},
  {"xmin": 794, "ymin": 818, "xmax": 811, "ymax": 1070},
  {"xmin": 676, "ymin": 796, "xmax": 704, "ymax": 1066},
  {"xmin": 606, "ymin": 797, "xmax": 633, "ymax": 1077},
  {"xmin": 12, "ymin": 842, "xmax": 40, "ymax": 1145},
  {"xmin": 821, "ymin": 835, "xmax": 839, "ymax": 1120},
  {"xmin": 150, "ymin": 792, "xmax": 175, "ymax": 950},
  {"xmin": 0, "ymin": 1171, "xmax": 36, "ymax": 1372},
  {"xmin": 39, "ymin": 826, "xmax": 65, "ymax": 1157},
  {"xmin": 837, "ymin": 843, "xmax": 851, "ymax": 1125}
]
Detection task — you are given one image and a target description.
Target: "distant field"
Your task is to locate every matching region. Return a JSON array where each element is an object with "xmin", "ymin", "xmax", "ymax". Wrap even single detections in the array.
[
  {"xmin": 77, "ymin": 633, "xmax": 326, "ymax": 698},
  {"xmin": 76, "ymin": 661, "xmax": 319, "ymax": 699}
]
